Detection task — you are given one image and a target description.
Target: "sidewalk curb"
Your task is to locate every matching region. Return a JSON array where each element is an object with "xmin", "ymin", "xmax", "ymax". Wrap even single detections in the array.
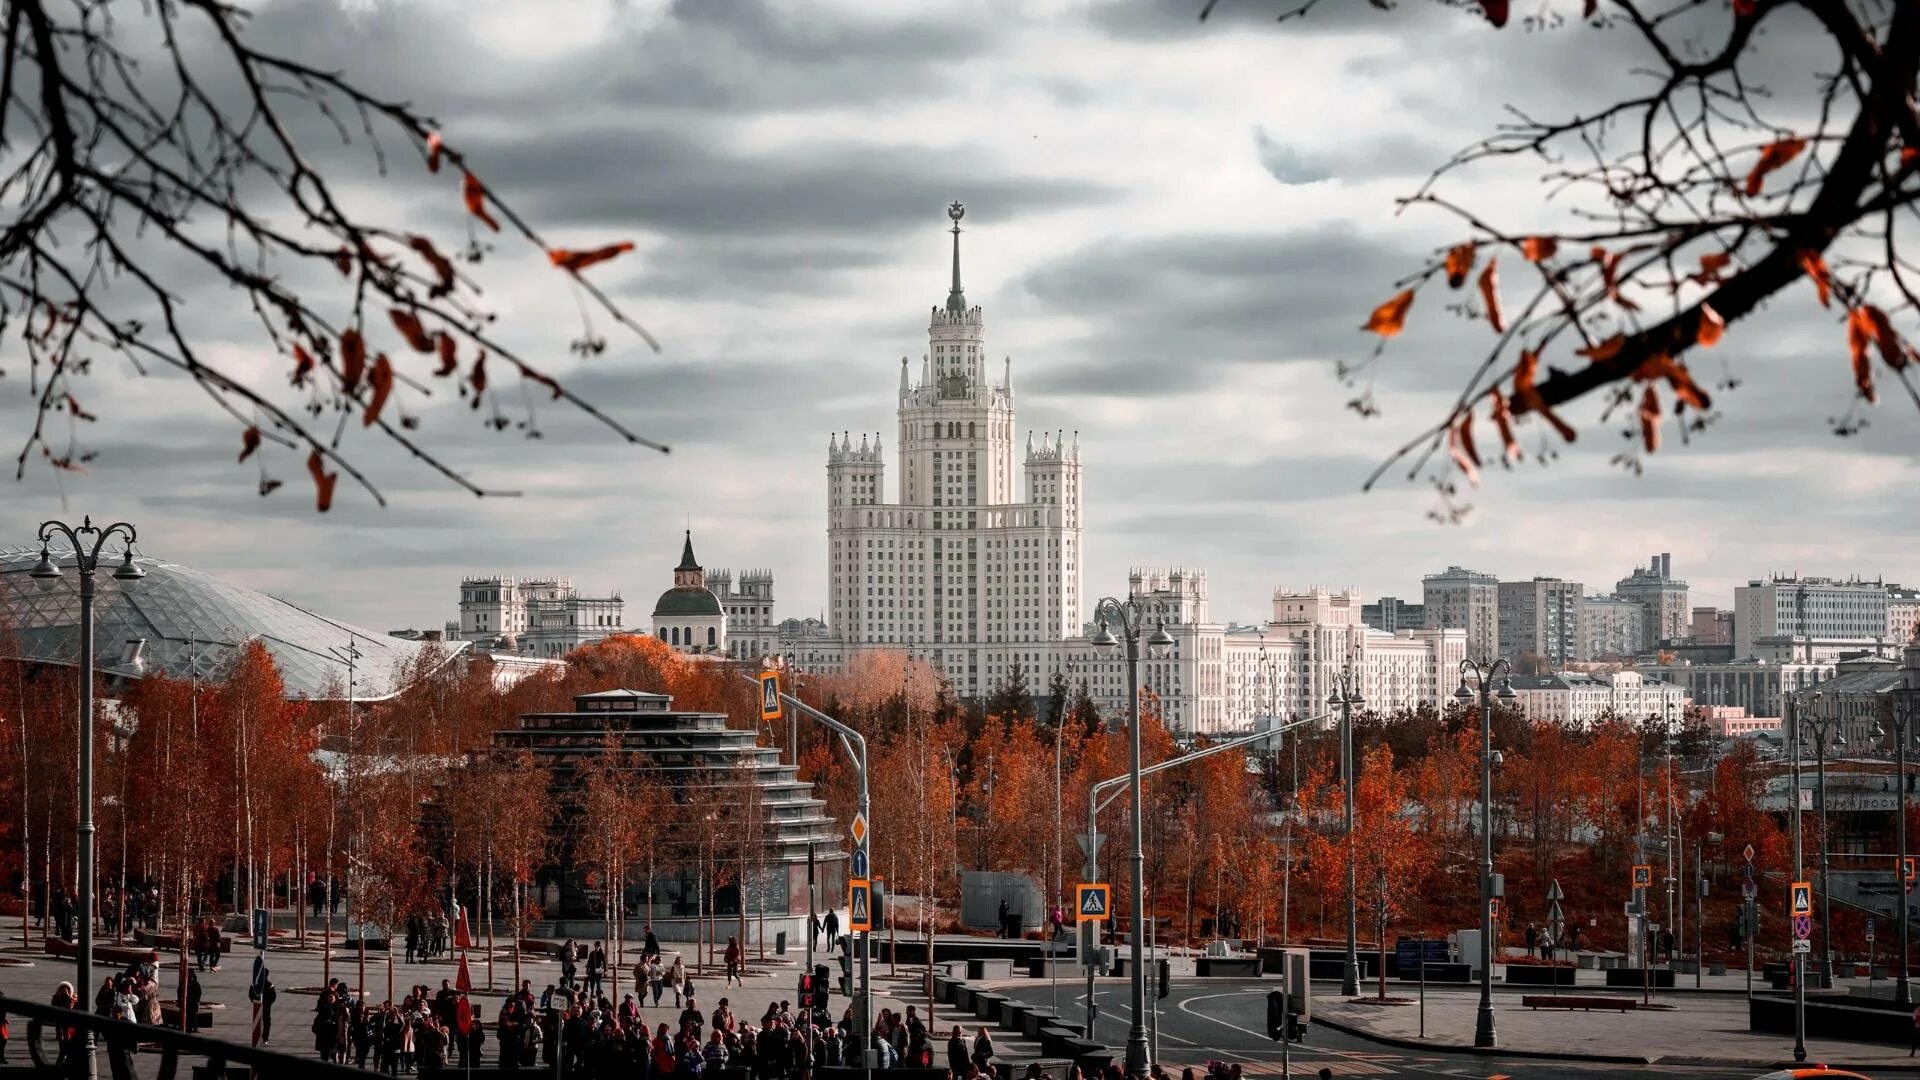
[{"xmin": 1313, "ymin": 1012, "xmax": 1920, "ymax": 1072}]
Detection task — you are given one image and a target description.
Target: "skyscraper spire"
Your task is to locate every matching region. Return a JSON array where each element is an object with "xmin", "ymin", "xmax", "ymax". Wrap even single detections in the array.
[{"xmin": 945, "ymin": 201, "xmax": 967, "ymax": 313}]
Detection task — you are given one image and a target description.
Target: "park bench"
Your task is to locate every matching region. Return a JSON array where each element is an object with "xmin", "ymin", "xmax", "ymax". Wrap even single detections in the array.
[{"xmin": 1521, "ymin": 994, "xmax": 1636, "ymax": 1012}]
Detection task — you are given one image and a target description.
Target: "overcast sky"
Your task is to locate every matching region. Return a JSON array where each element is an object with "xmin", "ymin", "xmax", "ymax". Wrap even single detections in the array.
[{"xmin": 9, "ymin": 0, "xmax": 1917, "ymax": 632}]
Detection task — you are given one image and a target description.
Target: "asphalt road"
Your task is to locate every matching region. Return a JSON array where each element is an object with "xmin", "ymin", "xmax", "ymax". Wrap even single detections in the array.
[{"xmin": 994, "ymin": 981, "xmax": 1764, "ymax": 1080}]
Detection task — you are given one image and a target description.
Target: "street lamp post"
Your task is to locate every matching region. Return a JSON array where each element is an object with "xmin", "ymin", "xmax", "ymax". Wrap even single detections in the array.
[
  {"xmin": 1800, "ymin": 692, "xmax": 1844, "ymax": 989},
  {"xmin": 1453, "ymin": 657, "xmax": 1514, "ymax": 1051},
  {"xmin": 1328, "ymin": 670, "xmax": 1365, "ymax": 998},
  {"xmin": 1788, "ymin": 692, "xmax": 1808, "ymax": 1061},
  {"xmin": 1883, "ymin": 682, "xmax": 1920, "ymax": 1006},
  {"xmin": 1090, "ymin": 598, "xmax": 1174, "ymax": 1080},
  {"xmin": 31, "ymin": 516, "xmax": 145, "ymax": 1080}
]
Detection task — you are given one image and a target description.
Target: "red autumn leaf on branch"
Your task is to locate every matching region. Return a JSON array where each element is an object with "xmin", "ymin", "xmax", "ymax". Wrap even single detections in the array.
[
  {"xmin": 291, "ymin": 344, "xmax": 316, "ymax": 387},
  {"xmin": 513, "ymin": 359, "xmax": 565, "ymax": 400},
  {"xmin": 1744, "ymin": 135, "xmax": 1807, "ymax": 196},
  {"xmin": 462, "ymin": 171, "xmax": 501, "ymax": 232},
  {"xmin": 1798, "ymin": 249, "xmax": 1833, "ymax": 307},
  {"xmin": 1478, "ymin": 0, "xmax": 1509, "ymax": 28},
  {"xmin": 435, "ymin": 333, "xmax": 458, "ymax": 377},
  {"xmin": 1846, "ymin": 307, "xmax": 1878, "ymax": 403},
  {"xmin": 425, "ymin": 132, "xmax": 444, "ymax": 174},
  {"xmin": 468, "ymin": 351, "xmax": 488, "ymax": 408},
  {"xmin": 307, "ymin": 449, "xmax": 338, "ymax": 513},
  {"xmin": 340, "ymin": 329, "xmax": 367, "ymax": 393},
  {"xmin": 364, "ymin": 354, "xmax": 394, "ymax": 428},
  {"xmin": 1592, "ymin": 246, "xmax": 1639, "ymax": 311},
  {"xmin": 1362, "ymin": 289, "xmax": 1415, "ymax": 337},
  {"xmin": 239, "ymin": 426, "xmax": 261, "ymax": 463},
  {"xmin": 1855, "ymin": 305, "xmax": 1909, "ymax": 369},
  {"xmin": 548, "ymin": 242, "xmax": 636, "ymax": 273},
  {"xmin": 1477, "ymin": 259, "xmax": 1504, "ymax": 333},
  {"xmin": 1631, "ymin": 354, "xmax": 1710, "ymax": 411},
  {"xmin": 1692, "ymin": 251, "xmax": 1733, "ymax": 286},
  {"xmin": 1449, "ymin": 412, "xmax": 1481, "ymax": 487},
  {"xmin": 406, "ymin": 235, "xmax": 456, "ymax": 299},
  {"xmin": 389, "ymin": 308, "xmax": 435, "ymax": 353},
  {"xmin": 1575, "ymin": 334, "xmax": 1625, "ymax": 363},
  {"xmin": 1513, "ymin": 349, "xmax": 1577, "ymax": 442},
  {"xmin": 64, "ymin": 393, "xmax": 96, "ymax": 421},
  {"xmin": 1488, "ymin": 387, "xmax": 1521, "ymax": 462},
  {"xmin": 1444, "ymin": 242, "xmax": 1476, "ymax": 288},
  {"xmin": 1638, "ymin": 385, "xmax": 1662, "ymax": 452},
  {"xmin": 1698, "ymin": 303, "xmax": 1725, "ymax": 348},
  {"xmin": 332, "ymin": 247, "xmax": 352, "ymax": 277},
  {"xmin": 1521, "ymin": 236, "xmax": 1557, "ymax": 262}
]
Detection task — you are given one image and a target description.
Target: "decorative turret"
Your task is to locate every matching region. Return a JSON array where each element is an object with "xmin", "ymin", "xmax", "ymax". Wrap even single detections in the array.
[{"xmin": 673, "ymin": 530, "xmax": 704, "ymax": 589}]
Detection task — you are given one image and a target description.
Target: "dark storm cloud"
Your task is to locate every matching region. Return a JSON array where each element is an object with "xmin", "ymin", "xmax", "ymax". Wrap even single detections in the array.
[{"xmin": 1011, "ymin": 225, "xmax": 1431, "ymax": 396}]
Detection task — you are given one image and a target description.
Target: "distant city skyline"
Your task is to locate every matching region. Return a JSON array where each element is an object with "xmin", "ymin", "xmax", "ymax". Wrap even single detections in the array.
[{"xmin": 7, "ymin": 1, "xmax": 1917, "ymax": 636}]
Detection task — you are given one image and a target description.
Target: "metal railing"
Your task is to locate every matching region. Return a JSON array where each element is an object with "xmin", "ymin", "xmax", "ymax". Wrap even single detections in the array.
[{"xmin": 1, "ymin": 993, "xmax": 371, "ymax": 1079}]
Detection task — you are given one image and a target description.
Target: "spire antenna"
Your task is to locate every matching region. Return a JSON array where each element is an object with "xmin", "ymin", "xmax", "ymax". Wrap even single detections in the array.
[{"xmin": 945, "ymin": 201, "xmax": 967, "ymax": 313}]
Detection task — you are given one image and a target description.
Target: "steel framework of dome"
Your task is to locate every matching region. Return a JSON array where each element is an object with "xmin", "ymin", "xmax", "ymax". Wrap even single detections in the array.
[{"xmin": 0, "ymin": 545, "xmax": 462, "ymax": 700}]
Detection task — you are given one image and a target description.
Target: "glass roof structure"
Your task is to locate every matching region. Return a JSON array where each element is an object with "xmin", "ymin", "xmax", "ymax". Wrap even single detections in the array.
[{"xmin": 0, "ymin": 545, "xmax": 463, "ymax": 700}]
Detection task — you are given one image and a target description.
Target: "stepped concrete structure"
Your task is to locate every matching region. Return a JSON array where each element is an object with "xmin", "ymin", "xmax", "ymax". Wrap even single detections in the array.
[{"xmin": 491, "ymin": 688, "xmax": 844, "ymax": 943}]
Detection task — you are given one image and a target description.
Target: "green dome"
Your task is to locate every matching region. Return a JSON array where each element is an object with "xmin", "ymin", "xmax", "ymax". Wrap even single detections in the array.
[{"xmin": 653, "ymin": 586, "xmax": 722, "ymax": 618}]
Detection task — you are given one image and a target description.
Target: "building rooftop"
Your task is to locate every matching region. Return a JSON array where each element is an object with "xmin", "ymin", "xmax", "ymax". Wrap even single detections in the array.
[{"xmin": 0, "ymin": 545, "xmax": 460, "ymax": 700}]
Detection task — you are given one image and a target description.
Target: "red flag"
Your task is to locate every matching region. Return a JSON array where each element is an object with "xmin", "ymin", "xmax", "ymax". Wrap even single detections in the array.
[
  {"xmin": 454, "ymin": 904, "xmax": 471, "ymax": 949},
  {"xmin": 455, "ymin": 954, "xmax": 473, "ymax": 994},
  {"xmin": 455, "ymin": 995, "xmax": 473, "ymax": 1036}
]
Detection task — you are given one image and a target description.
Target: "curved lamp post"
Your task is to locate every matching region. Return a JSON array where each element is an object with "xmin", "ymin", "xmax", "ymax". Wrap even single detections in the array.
[
  {"xmin": 1089, "ymin": 597, "xmax": 1174, "ymax": 1079},
  {"xmin": 32, "ymin": 515, "xmax": 144, "ymax": 1080},
  {"xmin": 1453, "ymin": 656, "xmax": 1514, "ymax": 1050},
  {"xmin": 1799, "ymin": 691, "xmax": 1844, "ymax": 989},
  {"xmin": 1327, "ymin": 669, "xmax": 1365, "ymax": 997}
]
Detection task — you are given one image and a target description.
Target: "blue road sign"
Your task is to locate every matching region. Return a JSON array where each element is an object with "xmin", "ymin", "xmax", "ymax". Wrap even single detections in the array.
[
  {"xmin": 850, "ymin": 847, "xmax": 869, "ymax": 879},
  {"xmin": 252, "ymin": 908, "xmax": 268, "ymax": 951},
  {"xmin": 251, "ymin": 954, "xmax": 267, "ymax": 996}
]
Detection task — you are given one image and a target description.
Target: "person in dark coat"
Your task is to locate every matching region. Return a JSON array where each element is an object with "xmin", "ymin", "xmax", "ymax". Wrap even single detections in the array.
[
  {"xmin": 947, "ymin": 1025, "xmax": 969, "ymax": 1076},
  {"xmin": 248, "ymin": 968, "xmax": 277, "ymax": 1043}
]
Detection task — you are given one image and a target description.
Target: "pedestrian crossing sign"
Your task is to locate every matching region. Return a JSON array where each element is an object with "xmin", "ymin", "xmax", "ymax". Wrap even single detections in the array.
[
  {"xmin": 1076, "ymin": 883, "xmax": 1111, "ymax": 923},
  {"xmin": 1631, "ymin": 864, "xmax": 1652, "ymax": 889},
  {"xmin": 849, "ymin": 878, "xmax": 872, "ymax": 933},
  {"xmin": 1791, "ymin": 881, "xmax": 1813, "ymax": 916},
  {"xmin": 759, "ymin": 671, "xmax": 782, "ymax": 721}
]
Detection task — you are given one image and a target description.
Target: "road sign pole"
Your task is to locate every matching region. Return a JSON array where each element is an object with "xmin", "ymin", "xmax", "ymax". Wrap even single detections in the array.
[{"xmin": 1790, "ymin": 694, "xmax": 1807, "ymax": 1062}]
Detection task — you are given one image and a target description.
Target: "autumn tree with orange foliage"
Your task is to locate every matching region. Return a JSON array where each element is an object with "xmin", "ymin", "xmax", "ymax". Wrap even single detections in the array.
[
  {"xmin": 1302, "ymin": 745, "xmax": 1437, "ymax": 998},
  {"xmin": 2, "ymin": 0, "xmax": 666, "ymax": 507},
  {"xmin": 1214, "ymin": 1, "xmax": 1920, "ymax": 517}
]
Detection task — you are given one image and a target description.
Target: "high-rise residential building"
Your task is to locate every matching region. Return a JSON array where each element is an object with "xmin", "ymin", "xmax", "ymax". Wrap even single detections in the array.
[
  {"xmin": 1498, "ymin": 577, "xmax": 1582, "ymax": 666},
  {"xmin": 455, "ymin": 575, "xmax": 624, "ymax": 658},
  {"xmin": 1691, "ymin": 607, "xmax": 1734, "ymax": 645},
  {"xmin": 1578, "ymin": 595, "xmax": 1645, "ymax": 660},
  {"xmin": 1888, "ymin": 585, "xmax": 1920, "ymax": 645},
  {"xmin": 1423, "ymin": 566, "xmax": 1499, "ymax": 659},
  {"xmin": 820, "ymin": 204, "xmax": 1083, "ymax": 698},
  {"xmin": 1615, "ymin": 553, "xmax": 1690, "ymax": 645},
  {"xmin": 1362, "ymin": 596, "xmax": 1426, "ymax": 633},
  {"xmin": 1733, "ymin": 574, "xmax": 1891, "ymax": 658}
]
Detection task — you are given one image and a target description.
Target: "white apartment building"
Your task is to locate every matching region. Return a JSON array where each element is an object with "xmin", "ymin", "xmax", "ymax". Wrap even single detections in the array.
[
  {"xmin": 1498, "ymin": 577, "xmax": 1582, "ymax": 666},
  {"xmin": 818, "ymin": 204, "xmax": 1083, "ymax": 698},
  {"xmin": 455, "ymin": 575, "xmax": 623, "ymax": 658},
  {"xmin": 1579, "ymin": 595, "xmax": 1645, "ymax": 661},
  {"xmin": 1734, "ymin": 575, "xmax": 1892, "ymax": 658},
  {"xmin": 1423, "ymin": 566, "xmax": 1499, "ymax": 660},
  {"xmin": 1615, "ymin": 553, "xmax": 1690, "ymax": 644},
  {"xmin": 1889, "ymin": 585, "xmax": 1920, "ymax": 645},
  {"xmin": 709, "ymin": 568, "xmax": 777, "ymax": 661},
  {"xmin": 1506, "ymin": 670, "xmax": 1688, "ymax": 729}
]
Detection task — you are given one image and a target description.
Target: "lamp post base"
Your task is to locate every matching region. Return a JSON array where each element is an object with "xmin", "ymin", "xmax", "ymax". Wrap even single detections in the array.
[
  {"xmin": 1473, "ymin": 1003, "xmax": 1496, "ymax": 1049},
  {"xmin": 1125, "ymin": 1028, "xmax": 1151, "ymax": 1078},
  {"xmin": 1896, "ymin": 976, "xmax": 1911, "ymax": 1007},
  {"xmin": 1341, "ymin": 960, "xmax": 1360, "ymax": 999}
]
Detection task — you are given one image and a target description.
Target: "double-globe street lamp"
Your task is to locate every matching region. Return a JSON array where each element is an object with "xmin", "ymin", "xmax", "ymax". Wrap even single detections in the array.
[
  {"xmin": 1798, "ymin": 691, "xmax": 1845, "ymax": 989},
  {"xmin": 1327, "ymin": 670, "xmax": 1365, "ymax": 998},
  {"xmin": 1453, "ymin": 657, "xmax": 1514, "ymax": 1050},
  {"xmin": 1088, "ymin": 597, "xmax": 1174, "ymax": 1080},
  {"xmin": 32, "ymin": 516, "xmax": 145, "ymax": 1080}
]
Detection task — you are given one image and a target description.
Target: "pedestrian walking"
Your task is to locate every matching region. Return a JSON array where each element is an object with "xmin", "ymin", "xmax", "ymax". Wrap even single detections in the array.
[{"xmin": 724, "ymin": 936, "xmax": 744, "ymax": 988}]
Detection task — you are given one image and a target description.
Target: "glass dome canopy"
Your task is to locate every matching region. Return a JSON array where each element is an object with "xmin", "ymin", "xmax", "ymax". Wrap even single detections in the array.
[{"xmin": 0, "ymin": 545, "xmax": 463, "ymax": 700}]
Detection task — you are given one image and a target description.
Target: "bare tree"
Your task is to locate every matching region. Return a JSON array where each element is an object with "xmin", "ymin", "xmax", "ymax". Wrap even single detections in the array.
[
  {"xmin": 1217, "ymin": 0, "xmax": 1920, "ymax": 513},
  {"xmin": 2, "ymin": 0, "xmax": 666, "ymax": 507}
]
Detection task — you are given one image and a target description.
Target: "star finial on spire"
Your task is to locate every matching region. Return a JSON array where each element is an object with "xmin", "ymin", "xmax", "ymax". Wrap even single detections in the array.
[{"xmin": 945, "ymin": 202, "xmax": 967, "ymax": 314}]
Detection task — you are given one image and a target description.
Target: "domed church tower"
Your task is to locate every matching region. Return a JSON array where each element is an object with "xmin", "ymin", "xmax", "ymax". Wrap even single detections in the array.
[{"xmin": 651, "ymin": 531, "xmax": 727, "ymax": 653}]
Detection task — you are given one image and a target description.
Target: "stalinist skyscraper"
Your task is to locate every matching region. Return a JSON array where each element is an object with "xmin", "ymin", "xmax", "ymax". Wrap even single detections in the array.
[{"xmin": 823, "ymin": 203, "xmax": 1084, "ymax": 698}]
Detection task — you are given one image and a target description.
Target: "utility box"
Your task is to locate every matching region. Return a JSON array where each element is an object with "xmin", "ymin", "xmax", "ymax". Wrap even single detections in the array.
[{"xmin": 1278, "ymin": 946, "xmax": 1312, "ymax": 1020}]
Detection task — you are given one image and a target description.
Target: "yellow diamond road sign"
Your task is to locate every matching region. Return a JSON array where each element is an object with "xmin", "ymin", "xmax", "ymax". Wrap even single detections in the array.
[{"xmin": 850, "ymin": 812, "xmax": 868, "ymax": 849}]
